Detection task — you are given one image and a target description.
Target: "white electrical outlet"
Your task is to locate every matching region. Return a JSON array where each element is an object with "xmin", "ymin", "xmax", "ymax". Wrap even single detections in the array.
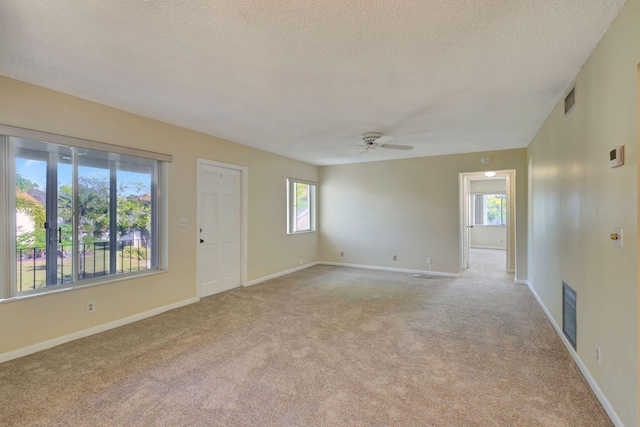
[
  {"xmin": 427, "ymin": 257, "xmax": 432, "ymax": 264},
  {"xmin": 299, "ymin": 255, "xmax": 303, "ymax": 265},
  {"xmin": 393, "ymin": 255, "xmax": 397, "ymax": 261},
  {"xmin": 596, "ymin": 345, "xmax": 601, "ymax": 365},
  {"xmin": 86, "ymin": 301, "xmax": 95, "ymax": 314},
  {"xmin": 178, "ymin": 217, "xmax": 187, "ymax": 227},
  {"xmin": 340, "ymin": 251, "xmax": 344, "ymax": 257}
]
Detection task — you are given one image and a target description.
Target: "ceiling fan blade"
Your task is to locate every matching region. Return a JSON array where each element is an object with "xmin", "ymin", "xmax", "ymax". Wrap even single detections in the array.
[
  {"xmin": 374, "ymin": 135, "xmax": 394, "ymax": 145},
  {"xmin": 380, "ymin": 143, "xmax": 413, "ymax": 150},
  {"xmin": 357, "ymin": 148, "xmax": 368, "ymax": 155}
]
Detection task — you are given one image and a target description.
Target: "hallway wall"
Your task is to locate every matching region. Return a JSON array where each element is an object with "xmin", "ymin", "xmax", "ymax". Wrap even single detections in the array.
[{"xmin": 527, "ymin": 0, "xmax": 639, "ymax": 424}]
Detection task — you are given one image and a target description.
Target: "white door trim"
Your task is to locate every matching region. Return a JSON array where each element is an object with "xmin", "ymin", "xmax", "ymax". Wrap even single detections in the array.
[
  {"xmin": 459, "ymin": 170, "xmax": 516, "ymax": 275},
  {"xmin": 196, "ymin": 158, "xmax": 248, "ymax": 299}
]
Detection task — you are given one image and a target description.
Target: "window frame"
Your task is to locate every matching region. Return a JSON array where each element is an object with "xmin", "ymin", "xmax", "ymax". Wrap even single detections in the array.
[
  {"xmin": 472, "ymin": 193, "xmax": 507, "ymax": 226},
  {"xmin": 0, "ymin": 136, "xmax": 10, "ymax": 300},
  {"xmin": 0, "ymin": 124, "xmax": 171, "ymax": 301},
  {"xmin": 286, "ymin": 177, "xmax": 317, "ymax": 234}
]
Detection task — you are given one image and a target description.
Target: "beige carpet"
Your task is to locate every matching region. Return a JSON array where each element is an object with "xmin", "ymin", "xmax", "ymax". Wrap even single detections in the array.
[
  {"xmin": 467, "ymin": 248, "xmax": 509, "ymax": 279},
  {"xmin": 0, "ymin": 265, "xmax": 612, "ymax": 426}
]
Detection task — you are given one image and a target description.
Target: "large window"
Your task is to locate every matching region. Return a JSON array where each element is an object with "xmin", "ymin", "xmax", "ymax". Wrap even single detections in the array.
[
  {"xmin": 1, "ymin": 126, "xmax": 170, "ymax": 299},
  {"xmin": 473, "ymin": 194, "xmax": 506, "ymax": 226},
  {"xmin": 287, "ymin": 178, "xmax": 317, "ymax": 234}
]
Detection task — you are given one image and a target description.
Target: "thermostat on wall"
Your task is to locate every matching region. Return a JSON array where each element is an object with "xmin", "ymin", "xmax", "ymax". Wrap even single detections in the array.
[{"xmin": 610, "ymin": 146, "xmax": 624, "ymax": 168}]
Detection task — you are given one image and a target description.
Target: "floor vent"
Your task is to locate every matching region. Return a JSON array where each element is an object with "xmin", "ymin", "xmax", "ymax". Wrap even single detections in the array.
[
  {"xmin": 564, "ymin": 87, "xmax": 575, "ymax": 114},
  {"xmin": 562, "ymin": 282, "xmax": 577, "ymax": 350}
]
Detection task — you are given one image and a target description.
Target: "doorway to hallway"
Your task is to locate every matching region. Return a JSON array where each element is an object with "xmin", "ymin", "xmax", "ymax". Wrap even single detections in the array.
[{"xmin": 459, "ymin": 170, "xmax": 516, "ymax": 278}]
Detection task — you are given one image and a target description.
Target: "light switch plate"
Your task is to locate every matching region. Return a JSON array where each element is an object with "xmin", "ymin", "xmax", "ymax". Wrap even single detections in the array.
[{"xmin": 178, "ymin": 217, "xmax": 187, "ymax": 227}]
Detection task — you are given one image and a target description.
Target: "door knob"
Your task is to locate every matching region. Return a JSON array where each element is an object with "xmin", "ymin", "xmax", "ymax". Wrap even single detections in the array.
[{"xmin": 200, "ymin": 239, "xmax": 204, "ymax": 243}]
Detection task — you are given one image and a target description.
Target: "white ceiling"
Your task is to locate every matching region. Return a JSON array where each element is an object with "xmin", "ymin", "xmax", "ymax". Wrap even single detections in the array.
[{"xmin": 0, "ymin": 1, "xmax": 626, "ymax": 166}]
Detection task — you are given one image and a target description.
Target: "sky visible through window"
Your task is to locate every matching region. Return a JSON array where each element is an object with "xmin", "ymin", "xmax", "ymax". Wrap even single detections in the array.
[{"xmin": 16, "ymin": 158, "xmax": 150, "ymax": 196}]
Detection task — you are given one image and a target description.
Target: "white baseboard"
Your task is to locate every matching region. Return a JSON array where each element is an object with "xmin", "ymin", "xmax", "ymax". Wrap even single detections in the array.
[
  {"xmin": 319, "ymin": 261, "xmax": 460, "ymax": 278},
  {"xmin": 514, "ymin": 279, "xmax": 529, "ymax": 285},
  {"xmin": 471, "ymin": 246, "xmax": 506, "ymax": 250},
  {"xmin": 0, "ymin": 297, "xmax": 199, "ymax": 364},
  {"xmin": 245, "ymin": 262, "xmax": 320, "ymax": 287},
  {"xmin": 525, "ymin": 283, "xmax": 623, "ymax": 427}
]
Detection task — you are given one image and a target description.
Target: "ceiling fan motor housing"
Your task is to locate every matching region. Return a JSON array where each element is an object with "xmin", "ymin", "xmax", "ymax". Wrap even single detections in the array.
[{"xmin": 362, "ymin": 132, "xmax": 383, "ymax": 145}]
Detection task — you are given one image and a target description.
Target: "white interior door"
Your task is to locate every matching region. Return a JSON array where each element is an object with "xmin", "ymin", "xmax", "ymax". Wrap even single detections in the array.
[{"xmin": 198, "ymin": 163, "xmax": 241, "ymax": 298}]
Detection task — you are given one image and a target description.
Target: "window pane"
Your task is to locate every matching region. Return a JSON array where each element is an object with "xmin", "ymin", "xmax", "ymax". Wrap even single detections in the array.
[
  {"xmin": 14, "ymin": 139, "xmax": 73, "ymax": 291},
  {"xmin": 117, "ymin": 156, "xmax": 156, "ymax": 273},
  {"xmin": 78, "ymin": 150, "xmax": 111, "ymax": 279},
  {"xmin": 501, "ymin": 196, "xmax": 507, "ymax": 225},
  {"xmin": 294, "ymin": 182, "xmax": 310, "ymax": 232},
  {"xmin": 77, "ymin": 150, "xmax": 158, "ymax": 279},
  {"xmin": 15, "ymin": 145, "xmax": 48, "ymax": 291},
  {"xmin": 484, "ymin": 194, "xmax": 506, "ymax": 225}
]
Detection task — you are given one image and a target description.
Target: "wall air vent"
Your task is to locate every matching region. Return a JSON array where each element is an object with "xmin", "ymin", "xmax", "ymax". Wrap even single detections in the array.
[
  {"xmin": 564, "ymin": 87, "xmax": 575, "ymax": 114},
  {"xmin": 562, "ymin": 282, "xmax": 577, "ymax": 350}
]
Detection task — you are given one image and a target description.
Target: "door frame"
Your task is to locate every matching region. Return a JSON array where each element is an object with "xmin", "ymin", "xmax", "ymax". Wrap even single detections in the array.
[
  {"xmin": 459, "ymin": 170, "xmax": 516, "ymax": 274},
  {"xmin": 196, "ymin": 158, "xmax": 247, "ymax": 299}
]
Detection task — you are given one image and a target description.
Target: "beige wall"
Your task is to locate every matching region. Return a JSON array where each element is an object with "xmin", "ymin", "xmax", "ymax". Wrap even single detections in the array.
[
  {"xmin": 0, "ymin": 76, "xmax": 318, "ymax": 354},
  {"xmin": 527, "ymin": 0, "xmax": 639, "ymax": 424},
  {"xmin": 471, "ymin": 226, "xmax": 506, "ymax": 249},
  {"xmin": 319, "ymin": 149, "xmax": 527, "ymax": 279},
  {"xmin": 470, "ymin": 178, "xmax": 506, "ymax": 194}
]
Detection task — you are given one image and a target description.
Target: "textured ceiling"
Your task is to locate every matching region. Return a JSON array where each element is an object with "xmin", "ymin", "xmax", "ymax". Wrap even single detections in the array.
[{"xmin": 0, "ymin": 1, "xmax": 626, "ymax": 165}]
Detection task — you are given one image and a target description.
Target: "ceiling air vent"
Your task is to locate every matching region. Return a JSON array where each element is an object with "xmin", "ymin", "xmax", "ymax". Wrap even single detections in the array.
[{"xmin": 564, "ymin": 87, "xmax": 575, "ymax": 114}]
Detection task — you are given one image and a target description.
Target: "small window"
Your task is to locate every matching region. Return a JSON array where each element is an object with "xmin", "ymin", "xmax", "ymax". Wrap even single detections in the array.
[
  {"xmin": 287, "ymin": 178, "xmax": 316, "ymax": 234},
  {"xmin": 473, "ymin": 194, "xmax": 506, "ymax": 226}
]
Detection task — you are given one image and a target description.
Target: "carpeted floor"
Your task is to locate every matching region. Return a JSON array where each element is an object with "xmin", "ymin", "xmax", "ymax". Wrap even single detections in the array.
[
  {"xmin": 466, "ymin": 248, "xmax": 509, "ymax": 279},
  {"xmin": 0, "ymin": 265, "xmax": 612, "ymax": 426}
]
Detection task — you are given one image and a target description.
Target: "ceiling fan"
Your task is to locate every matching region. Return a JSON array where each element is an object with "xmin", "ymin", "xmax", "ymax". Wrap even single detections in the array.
[{"xmin": 357, "ymin": 132, "xmax": 413, "ymax": 155}]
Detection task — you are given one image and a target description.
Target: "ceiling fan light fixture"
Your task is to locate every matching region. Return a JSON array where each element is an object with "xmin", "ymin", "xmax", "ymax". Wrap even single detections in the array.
[{"xmin": 484, "ymin": 171, "xmax": 497, "ymax": 177}]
